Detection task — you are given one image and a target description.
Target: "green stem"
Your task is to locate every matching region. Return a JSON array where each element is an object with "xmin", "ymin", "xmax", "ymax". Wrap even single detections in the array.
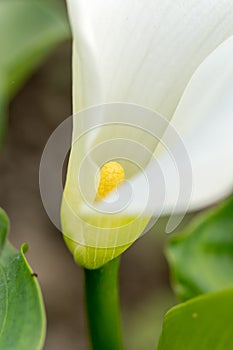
[{"xmin": 84, "ymin": 257, "xmax": 123, "ymax": 350}]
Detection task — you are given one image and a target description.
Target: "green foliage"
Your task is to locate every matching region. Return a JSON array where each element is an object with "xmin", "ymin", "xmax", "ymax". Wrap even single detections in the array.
[
  {"xmin": 0, "ymin": 0, "xmax": 70, "ymax": 148},
  {"xmin": 157, "ymin": 287, "xmax": 233, "ymax": 350},
  {"xmin": 0, "ymin": 208, "xmax": 46, "ymax": 350},
  {"xmin": 166, "ymin": 196, "xmax": 233, "ymax": 301}
]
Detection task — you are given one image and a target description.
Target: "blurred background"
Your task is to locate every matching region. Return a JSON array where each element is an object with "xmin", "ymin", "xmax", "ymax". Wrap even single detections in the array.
[{"xmin": 0, "ymin": 1, "xmax": 193, "ymax": 349}]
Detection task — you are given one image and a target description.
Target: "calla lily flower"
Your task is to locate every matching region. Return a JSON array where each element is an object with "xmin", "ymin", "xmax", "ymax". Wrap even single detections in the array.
[{"xmin": 61, "ymin": 0, "xmax": 233, "ymax": 269}]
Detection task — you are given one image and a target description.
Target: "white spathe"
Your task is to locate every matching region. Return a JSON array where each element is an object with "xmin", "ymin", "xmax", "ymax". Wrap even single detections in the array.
[
  {"xmin": 100, "ymin": 35, "xmax": 233, "ymax": 217},
  {"xmin": 62, "ymin": 0, "xmax": 233, "ymax": 268},
  {"xmin": 67, "ymin": 0, "xmax": 233, "ymax": 116}
]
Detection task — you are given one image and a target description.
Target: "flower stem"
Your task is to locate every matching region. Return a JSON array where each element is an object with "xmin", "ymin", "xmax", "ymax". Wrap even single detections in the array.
[{"xmin": 84, "ymin": 257, "xmax": 123, "ymax": 350}]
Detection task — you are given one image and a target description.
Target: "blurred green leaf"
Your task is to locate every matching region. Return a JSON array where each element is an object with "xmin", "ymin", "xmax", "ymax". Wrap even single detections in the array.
[
  {"xmin": 157, "ymin": 288, "xmax": 233, "ymax": 350},
  {"xmin": 0, "ymin": 0, "xmax": 70, "ymax": 148},
  {"xmin": 0, "ymin": 208, "xmax": 46, "ymax": 350},
  {"xmin": 166, "ymin": 196, "xmax": 233, "ymax": 301}
]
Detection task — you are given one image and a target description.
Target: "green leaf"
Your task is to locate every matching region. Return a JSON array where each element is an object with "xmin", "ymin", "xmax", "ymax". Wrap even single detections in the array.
[
  {"xmin": 0, "ymin": 0, "xmax": 70, "ymax": 98},
  {"xmin": 157, "ymin": 288, "xmax": 233, "ymax": 350},
  {"xmin": 0, "ymin": 0, "xmax": 70, "ymax": 148},
  {"xmin": 166, "ymin": 196, "xmax": 233, "ymax": 301},
  {"xmin": 0, "ymin": 208, "xmax": 46, "ymax": 350}
]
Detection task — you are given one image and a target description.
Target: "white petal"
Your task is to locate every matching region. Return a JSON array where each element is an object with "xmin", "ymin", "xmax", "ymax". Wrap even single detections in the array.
[
  {"xmin": 62, "ymin": 1, "xmax": 233, "ymax": 248},
  {"xmin": 172, "ymin": 35, "xmax": 233, "ymax": 209},
  {"xmin": 100, "ymin": 35, "xmax": 233, "ymax": 222},
  {"xmin": 67, "ymin": 0, "xmax": 233, "ymax": 117},
  {"xmin": 67, "ymin": 0, "xmax": 233, "ymax": 192}
]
